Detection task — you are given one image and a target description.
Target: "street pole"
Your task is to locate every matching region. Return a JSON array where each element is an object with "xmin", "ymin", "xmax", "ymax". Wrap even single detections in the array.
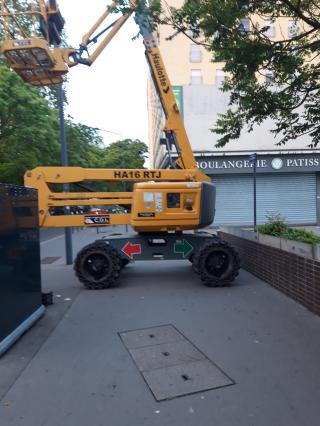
[
  {"xmin": 120, "ymin": 151, "xmax": 128, "ymax": 233},
  {"xmin": 57, "ymin": 83, "xmax": 73, "ymax": 265},
  {"xmin": 250, "ymin": 153, "xmax": 257, "ymax": 232}
]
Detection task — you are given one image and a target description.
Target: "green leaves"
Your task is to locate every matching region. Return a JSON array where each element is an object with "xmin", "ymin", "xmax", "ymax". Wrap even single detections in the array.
[
  {"xmin": 98, "ymin": 138, "xmax": 148, "ymax": 170},
  {"xmin": 258, "ymin": 213, "xmax": 320, "ymax": 244},
  {"xmin": 0, "ymin": 66, "xmax": 60, "ymax": 184}
]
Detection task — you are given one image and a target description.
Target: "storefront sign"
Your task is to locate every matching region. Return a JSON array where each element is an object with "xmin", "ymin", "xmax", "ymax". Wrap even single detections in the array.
[{"xmin": 196, "ymin": 154, "xmax": 320, "ymax": 174}]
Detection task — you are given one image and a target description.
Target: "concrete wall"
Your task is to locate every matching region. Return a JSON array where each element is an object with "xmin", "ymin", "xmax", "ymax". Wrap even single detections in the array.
[{"xmin": 182, "ymin": 85, "xmax": 312, "ymax": 152}]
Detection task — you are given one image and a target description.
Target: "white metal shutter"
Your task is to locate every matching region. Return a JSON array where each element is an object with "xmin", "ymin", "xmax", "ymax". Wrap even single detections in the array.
[{"xmin": 212, "ymin": 173, "xmax": 317, "ymax": 225}]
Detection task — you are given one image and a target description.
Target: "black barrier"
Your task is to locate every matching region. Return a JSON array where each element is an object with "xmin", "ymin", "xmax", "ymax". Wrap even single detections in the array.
[{"xmin": 0, "ymin": 184, "xmax": 44, "ymax": 356}]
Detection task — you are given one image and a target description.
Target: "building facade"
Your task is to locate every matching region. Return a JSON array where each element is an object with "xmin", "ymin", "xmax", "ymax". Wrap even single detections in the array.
[{"xmin": 147, "ymin": 1, "xmax": 320, "ymax": 226}]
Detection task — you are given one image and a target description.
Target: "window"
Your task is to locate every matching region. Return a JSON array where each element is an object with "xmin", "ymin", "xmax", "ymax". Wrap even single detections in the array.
[
  {"xmin": 240, "ymin": 18, "xmax": 250, "ymax": 33},
  {"xmin": 215, "ymin": 69, "xmax": 225, "ymax": 85},
  {"xmin": 265, "ymin": 69, "xmax": 274, "ymax": 84},
  {"xmin": 288, "ymin": 20, "xmax": 299, "ymax": 38},
  {"xmin": 263, "ymin": 20, "xmax": 275, "ymax": 38},
  {"xmin": 191, "ymin": 69, "xmax": 202, "ymax": 85},
  {"xmin": 190, "ymin": 44, "xmax": 202, "ymax": 63}
]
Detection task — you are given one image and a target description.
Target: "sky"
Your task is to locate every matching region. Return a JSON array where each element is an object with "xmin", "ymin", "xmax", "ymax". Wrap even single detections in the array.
[{"xmin": 58, "ymin": 0, "xmax": 149, "ymax": 147}]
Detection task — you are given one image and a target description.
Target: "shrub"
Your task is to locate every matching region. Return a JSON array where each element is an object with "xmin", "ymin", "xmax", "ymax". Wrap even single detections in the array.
[{"xmin": 257, "ymin": 213, "xmax": 320, "ymax": 245}]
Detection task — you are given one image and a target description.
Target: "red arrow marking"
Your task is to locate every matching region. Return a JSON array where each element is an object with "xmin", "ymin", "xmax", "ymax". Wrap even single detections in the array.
[{"xmin": 121, "ymin": 242, "xmax": 142, "ymax": 259}]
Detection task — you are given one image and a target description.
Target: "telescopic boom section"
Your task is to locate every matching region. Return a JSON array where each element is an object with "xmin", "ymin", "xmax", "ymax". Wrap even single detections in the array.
[
  {"xmin": 133, "ymin": 11, "xmax": 197, "ymax": 170},
  {"xmin": 75, "ymin": 1, "xmax": 198, "ymax": 170}
]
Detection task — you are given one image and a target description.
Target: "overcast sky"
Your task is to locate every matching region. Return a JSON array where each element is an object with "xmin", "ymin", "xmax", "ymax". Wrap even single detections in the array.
[{"xmin": 58, "ymin": 0, "xmax": 149, "ymax": 146}]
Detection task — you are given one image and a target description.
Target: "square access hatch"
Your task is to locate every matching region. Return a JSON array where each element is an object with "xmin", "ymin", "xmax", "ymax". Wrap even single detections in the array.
[{"xmin": 119, "ymin": 325, "xmax": 234, "ymax": 401}]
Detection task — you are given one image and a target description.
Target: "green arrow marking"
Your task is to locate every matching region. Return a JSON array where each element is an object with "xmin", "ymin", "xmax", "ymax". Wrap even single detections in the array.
[{"xmin": 174, "ymin": 239, "xmax": 193, "ymax": 258}]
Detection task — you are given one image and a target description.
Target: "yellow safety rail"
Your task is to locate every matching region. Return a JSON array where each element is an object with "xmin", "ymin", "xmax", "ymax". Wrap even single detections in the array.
[{"xmin": 0, "ymin": 0, "xmax": 74, "ymax": 85}]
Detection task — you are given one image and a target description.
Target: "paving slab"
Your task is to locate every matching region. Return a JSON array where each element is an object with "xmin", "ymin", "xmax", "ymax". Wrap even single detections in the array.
[
  {"xmin": 143, "ymin": 359, "xmax": 233, "ymax": 401},
  {"xmin": 120, "ymin": 325, "xmax": 185, "ymax": 349},
  {"xmin": 128, "ymin": 340, "xmax": 205, "ymax": 371},
  {"xmin": 121, "ymin": 325, "xmax": 233, "ymax": 400},
  {"xmin": 0, "ymin": 229, "xmax": 320, "ymax": 426}
]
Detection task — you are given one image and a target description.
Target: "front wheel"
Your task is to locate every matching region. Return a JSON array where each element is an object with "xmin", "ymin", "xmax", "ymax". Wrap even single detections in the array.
[
  {"xmin": 74, "ymin": 242, "xmax": 121, "ymax": 289},
  {"xmin": 192, "ymin": 241, "xmax": 240, "ymax": 287}
]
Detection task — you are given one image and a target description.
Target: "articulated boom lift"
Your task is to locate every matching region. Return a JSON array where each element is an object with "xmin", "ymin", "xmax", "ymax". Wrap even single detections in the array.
[{"xmin": 0, "ymin": 0, "xmax": 240, "ymax": 288}]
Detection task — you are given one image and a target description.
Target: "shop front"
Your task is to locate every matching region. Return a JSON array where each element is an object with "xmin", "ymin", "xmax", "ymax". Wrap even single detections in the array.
[{"xmin": 196, "ymin": 152, "xmax": 320, "ymax": 226}]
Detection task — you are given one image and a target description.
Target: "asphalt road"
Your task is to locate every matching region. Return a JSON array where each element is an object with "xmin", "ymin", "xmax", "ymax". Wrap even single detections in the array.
[{"xmin": 1, "ymin": 227, "xmax": 320, "ymax": 426}]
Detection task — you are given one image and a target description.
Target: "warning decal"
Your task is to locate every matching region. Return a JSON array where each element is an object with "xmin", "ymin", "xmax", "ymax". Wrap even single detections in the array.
[
  {"xmin": 155, "ymin": 192, "xmax": 163, "ymax": 212},
  {"xmin": 121, "ymin": 242, "xmax": 142, "ymax": 259},
  {"xmin": 84, "ymin": 215, "xmax": 110, "ymax": 225}
]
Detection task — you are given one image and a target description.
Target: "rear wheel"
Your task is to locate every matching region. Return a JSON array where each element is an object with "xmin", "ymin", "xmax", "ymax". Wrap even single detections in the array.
[
  {"xmin": 74, "ymin": 242, "xmax": 121, "ymax": 289},
  {"xmin": 193, "ymin": 241, "xmax": 240, "ymax": 287}
]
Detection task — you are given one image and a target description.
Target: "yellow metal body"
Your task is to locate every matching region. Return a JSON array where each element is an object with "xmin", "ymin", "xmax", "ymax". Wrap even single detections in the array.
[
  {"xmin": 24, "ymin": 167, "xmax": 209, "ymax": 230},
  {"xmin": 131, "ymin": 182, "xmax": 203, "ymax": 232}
]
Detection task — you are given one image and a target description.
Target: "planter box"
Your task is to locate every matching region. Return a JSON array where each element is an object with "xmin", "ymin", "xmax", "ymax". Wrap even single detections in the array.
[
  {"xmin": 218, "ymin": 227, "xmax": 320, "ymax": 316},
  {"xmin": 220, "ymin": 226, "xmax": 320, "ymax": 262}
]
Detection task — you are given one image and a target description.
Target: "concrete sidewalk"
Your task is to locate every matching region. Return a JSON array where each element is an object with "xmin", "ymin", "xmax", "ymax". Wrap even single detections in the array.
[{"xmin": 1, "ymin": 229, "xmax": 320, "ymax": 426}]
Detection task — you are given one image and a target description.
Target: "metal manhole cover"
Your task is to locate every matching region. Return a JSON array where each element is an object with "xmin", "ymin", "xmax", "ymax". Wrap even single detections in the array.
[
  {"xmin": 119, "ymin": 325, "xmax": 234, "ymax": 401},
  {"xmin": 41, "ymin": 256, "xmax": 61, "ymax": 264}
]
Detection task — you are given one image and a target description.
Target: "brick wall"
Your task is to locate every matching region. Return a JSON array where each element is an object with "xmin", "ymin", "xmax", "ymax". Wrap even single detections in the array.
[{"xmin": 219, "ymin": 232, "xmax": 320, "ymax": 316}]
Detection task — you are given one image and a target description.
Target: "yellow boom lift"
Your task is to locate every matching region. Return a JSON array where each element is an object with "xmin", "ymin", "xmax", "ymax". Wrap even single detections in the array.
[{"xmin": 0, "ymin": 0, "xmax": 240, "ymax": 289}]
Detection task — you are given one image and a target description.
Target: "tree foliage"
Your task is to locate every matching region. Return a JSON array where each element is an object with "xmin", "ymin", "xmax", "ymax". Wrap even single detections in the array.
[
  {"xmin": 94, "ymin": 138, "xmax": 148, "ymax": 192},
  {"xmin": 151, "ymin": 0, "xmax": 320, "ymax": 147},
  {"xmin": 0, "ymin": 66, "xmax": 147, "ymax": 185},
  {"xmin": 98, "ymin": 138, "xmax": 148, "ymax": 169},
  {"xmin": 0, "ymin": 66, "xmax": 61, "ymax": 183}
]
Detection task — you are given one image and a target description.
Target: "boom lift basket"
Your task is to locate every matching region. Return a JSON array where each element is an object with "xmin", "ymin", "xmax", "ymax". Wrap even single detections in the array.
[
  {"xmin": 1, "ymin": 38, "xmax": 69, "ymax": 85},
  {"xmin": 0, "ymin": 0, "xmax": 70, "ymax": 85}
]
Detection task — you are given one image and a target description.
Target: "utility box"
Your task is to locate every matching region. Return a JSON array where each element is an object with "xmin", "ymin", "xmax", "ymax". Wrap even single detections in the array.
[{"xmin": 0, "ymin": 184, "xmax": 44, "ymax": 356}]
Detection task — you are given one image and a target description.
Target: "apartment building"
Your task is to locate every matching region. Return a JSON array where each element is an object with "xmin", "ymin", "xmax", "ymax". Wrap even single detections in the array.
[{"xmin": 147, "ymin": 0, "xmax": 320, "ymax": 225}]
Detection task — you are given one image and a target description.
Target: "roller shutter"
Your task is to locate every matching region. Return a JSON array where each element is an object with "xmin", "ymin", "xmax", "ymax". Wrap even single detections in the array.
[{"xmin": 212, "ymin": 173, "xmax": 317, "ymax": 225}]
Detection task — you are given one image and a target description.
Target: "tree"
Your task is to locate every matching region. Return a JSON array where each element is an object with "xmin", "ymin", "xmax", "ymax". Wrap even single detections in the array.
[
  {"xmin": 0, "ymin": 65, "xmax": 104, "ymax": 184},
  {"xmin": 152, "ymin": 0, "xmax": 320, "ymax": 147},
  {"xmin": 98, "ymin": 138, "xmax": 148, "ymax": 169},
  {"xmin": 0, "ymin": 66, "xmax": 61, "ymax": 184},
  {"xmin": 96, "ymin": 138, "xmax": 148, "ymax": 191},
  {"xmin": 65, "ymin": 120, "xmax": 103, "ymax": 168}
]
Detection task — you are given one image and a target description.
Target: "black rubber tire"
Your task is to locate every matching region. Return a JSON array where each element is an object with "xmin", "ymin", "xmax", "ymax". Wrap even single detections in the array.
[
  {"xmin": 74, "ymin": 242, "xmax": 121, "ymax": 289},
  {"xmin": 192, "ymin": 240, "xmax": 240, "ymax": 287}
]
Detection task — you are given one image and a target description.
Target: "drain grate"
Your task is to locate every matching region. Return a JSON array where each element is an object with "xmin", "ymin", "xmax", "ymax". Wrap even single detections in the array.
[
  {"xmin": 119, "ymin": 325, "xmax": 234, "ymax": 401},
  {"xmin": 41, "ymin": 256, "xmax": 61, "ymax": 264}
]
